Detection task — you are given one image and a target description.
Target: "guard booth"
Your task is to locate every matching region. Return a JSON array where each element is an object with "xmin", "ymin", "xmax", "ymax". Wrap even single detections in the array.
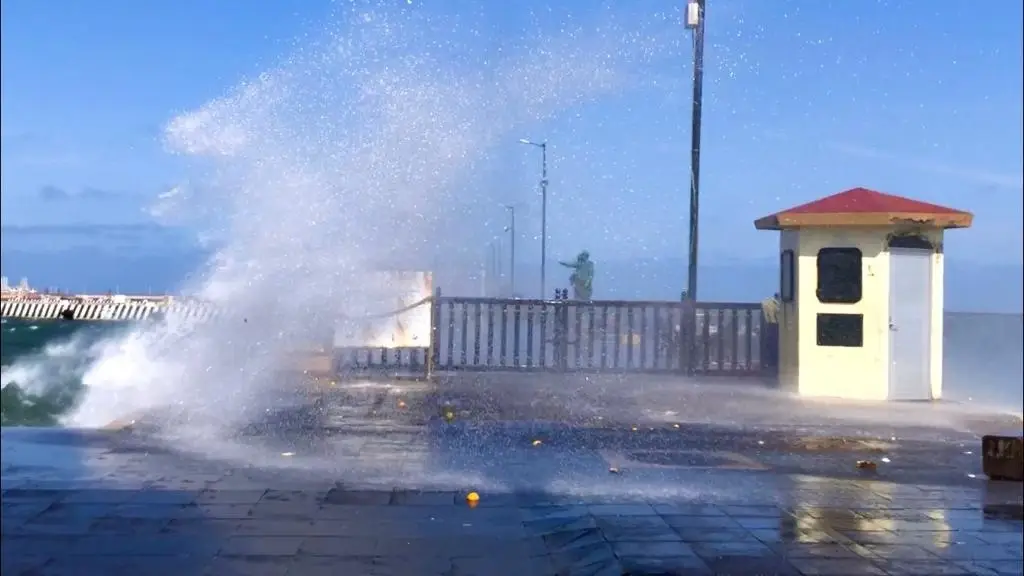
[{"xmin": 755, "ymin": 187, "xmax": 973, "ymax": 401}]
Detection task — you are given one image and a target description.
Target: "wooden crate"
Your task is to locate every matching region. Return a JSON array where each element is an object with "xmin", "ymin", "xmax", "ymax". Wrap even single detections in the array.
[{"xmin": 982, "ymin": 435, "xmax": 1024, "ymax": 482}]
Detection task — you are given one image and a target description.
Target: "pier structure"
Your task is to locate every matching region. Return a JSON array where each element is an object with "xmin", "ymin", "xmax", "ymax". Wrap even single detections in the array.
[{"xmin": 0, "ymin": 294, "xmax": 216, "ymax": 322}]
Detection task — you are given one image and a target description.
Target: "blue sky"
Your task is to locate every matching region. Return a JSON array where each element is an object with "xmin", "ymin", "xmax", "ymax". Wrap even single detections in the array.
[{"xmin": 1, "ymin": 0, "xmax": 1022, "ymax": 304}]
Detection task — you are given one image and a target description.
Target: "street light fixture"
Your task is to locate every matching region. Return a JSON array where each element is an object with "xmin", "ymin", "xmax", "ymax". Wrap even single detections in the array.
[
  {"xmin": 684, "ymin": 0, "xmax": 706, "ymax": 301},
  {"xmin": 503, "ymin": 204, "xmax": 517, "ymax": 296},
  {"xmin": 519, "ymin": 138, "xmax": 548, "ymax": 298}
]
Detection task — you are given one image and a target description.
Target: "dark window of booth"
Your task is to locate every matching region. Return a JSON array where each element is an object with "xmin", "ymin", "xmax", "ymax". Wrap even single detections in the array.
[
  {"xmin": 779, "ymin": 250, "xmax": 795, "ymax": 303},
  {"xmin": 816, "ymin": 313, "xmax": 864, "ymax": 347},
  {"xmin": 816, "ymin": 247, "xmax": 862, "ymax": 304}
]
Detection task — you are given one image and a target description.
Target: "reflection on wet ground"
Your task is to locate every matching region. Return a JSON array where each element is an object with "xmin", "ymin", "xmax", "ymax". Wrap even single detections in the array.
[{"xmin": 3, "ymin": 376, "xmax": 1022, "ymax": 575}]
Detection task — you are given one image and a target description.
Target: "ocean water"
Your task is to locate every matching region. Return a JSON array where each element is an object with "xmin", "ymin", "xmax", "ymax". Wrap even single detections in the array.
[
  {"xmin": 2, "ymin": 312, "xmax": 1020, "ymax": 426},
  {"xmin": 1, "ymin": 319, "xmax": 125, "ymax": 425},
  {"xmin": 942, "ymin": 312, "xmax": 1024, "ymax": 414}
]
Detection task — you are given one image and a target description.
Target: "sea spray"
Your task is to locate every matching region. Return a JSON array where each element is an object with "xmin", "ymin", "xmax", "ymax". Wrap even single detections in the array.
[{"xmin": 64, "ymin": 2, "xmax": 684, "ymax": 449}]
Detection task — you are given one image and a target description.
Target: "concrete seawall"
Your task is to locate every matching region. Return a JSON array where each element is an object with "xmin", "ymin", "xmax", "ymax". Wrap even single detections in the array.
[{"xmin": 0, "ymin": 298, "xmax": 216, "ymax": 321}]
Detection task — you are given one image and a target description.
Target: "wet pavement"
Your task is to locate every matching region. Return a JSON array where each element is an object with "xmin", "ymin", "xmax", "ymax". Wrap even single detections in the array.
[{"xmin": 3, "ymin": 375, "xmax": 1023, "ymax": 575}]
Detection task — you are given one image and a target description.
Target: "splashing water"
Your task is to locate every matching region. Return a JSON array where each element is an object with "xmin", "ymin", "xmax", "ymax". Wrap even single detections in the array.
[
  {"xmin": 3, "ymin": 336, "xmax": 95, "ymax": 397},
  {"xmin": 2, "ymin": 323, "xmax": 124, "ymax": 426},
  {"xmin": 64, "ymin": 4, "xmax": 682, "ymax": 442}
]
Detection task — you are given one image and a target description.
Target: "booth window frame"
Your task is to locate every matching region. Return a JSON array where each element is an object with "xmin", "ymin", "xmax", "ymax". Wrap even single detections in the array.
[
  {"xmin": 816, "ymin": 247, "xmax": 863, "ymax": 304},
  {"xmin": 887, "ymin": 234, "xmax": 934, "ymax": 251},
  {"xmin": 779, "ymin": 249, "xmax": 795, "ymax": 303}
]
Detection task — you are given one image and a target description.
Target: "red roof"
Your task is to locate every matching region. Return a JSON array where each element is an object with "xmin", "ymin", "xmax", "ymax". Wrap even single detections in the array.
[
  {"xmin": 755, "ymin": 187, "xmax": 973, "ymax": 230},
  {"xmin": 781, "ymin": 187, "xmax": 964, "ymax": 215}
]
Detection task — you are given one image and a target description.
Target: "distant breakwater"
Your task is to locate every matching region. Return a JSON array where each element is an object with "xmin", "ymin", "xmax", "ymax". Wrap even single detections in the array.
[{"xmin": 0, "ymin": 298, "xmax": 216, "ymax": 322}]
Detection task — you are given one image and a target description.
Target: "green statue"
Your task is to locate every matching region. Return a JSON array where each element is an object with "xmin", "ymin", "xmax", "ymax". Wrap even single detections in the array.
[{"xmin": 559, "ymin": 250, "xmax": 594, "ymax": 300}]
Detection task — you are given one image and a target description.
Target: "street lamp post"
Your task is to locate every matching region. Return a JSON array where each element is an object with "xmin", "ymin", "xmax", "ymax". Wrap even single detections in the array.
[
  {"xmin": 494, "ymin": 239, "xmax": 502, "ymax": 291},
  {"xmin": 519, "ymin": 138, "xmax": 548, "ymax": 299},
  {"xmin": 486, "ymin": 240, "xmax": 501, "ymax": 296},
  {"xmin": 503, "ymin": 204, "xmax": 517, "ymax": 296},
  {"xmin": 685, "ymin": 0, "xmax": 706, "ymax": 301}
]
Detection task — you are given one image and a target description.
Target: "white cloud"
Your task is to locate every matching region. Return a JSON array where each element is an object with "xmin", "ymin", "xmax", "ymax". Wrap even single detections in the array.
[{"xmin": 826, "ymin": 141, "xmax": 1024, "ymax": 191}]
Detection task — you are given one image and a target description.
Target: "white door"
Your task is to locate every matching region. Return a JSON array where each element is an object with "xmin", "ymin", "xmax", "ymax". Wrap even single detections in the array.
[{"xmin": 888, "ymin": 248, "xmax": 933, "ymax": 400}]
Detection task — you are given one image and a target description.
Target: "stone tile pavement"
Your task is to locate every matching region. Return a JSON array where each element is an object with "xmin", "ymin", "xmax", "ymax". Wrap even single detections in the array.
[
  {"xmin": 3, "ymin": 377, "xmax": 1023, "ymax": 575},
  {"xmin": 4, "ymin": 426, "xmax": 1022, "ymax": 575},
  {"xmin": 2, "ymin": 480, "xmax": 1022, "ymax": 575}
]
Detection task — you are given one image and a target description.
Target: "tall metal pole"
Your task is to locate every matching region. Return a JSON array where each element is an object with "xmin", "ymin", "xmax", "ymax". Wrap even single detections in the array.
[
  {"xmin": 518, "ymin": 138, "xmax": 549, "ymax": 299},
  {"xmin": 504, "ymin": 205, "xmax": 516, "ymax": 296},
  {"xmin": 540, "ymin": 143, "xmax": 548, "ymax": 300},
  {"xmin": 686, "ymin": 0, "xmax": 706, "ymax": 301},
  {"xmin": 494, "ymin": 239, "xmax": 502, "ymax": 293},
  {"xmin": 490, "ymin": 241, "xmax": 500, "ymax": 296},
  {"xmin": 480, "ymin": 256, "xmax": 487, "ymax": 297}
]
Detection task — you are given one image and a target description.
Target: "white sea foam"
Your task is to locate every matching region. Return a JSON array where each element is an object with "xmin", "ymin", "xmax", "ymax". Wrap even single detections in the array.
[{"xmin": 1, "ymin": 334, "xmax": 96, "ymax": 396}]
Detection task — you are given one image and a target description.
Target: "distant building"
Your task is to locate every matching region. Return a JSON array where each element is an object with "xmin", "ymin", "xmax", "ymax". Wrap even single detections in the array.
[{"xmin": 0, "ymin": 276, "xmax": 36, "ymax": 296}]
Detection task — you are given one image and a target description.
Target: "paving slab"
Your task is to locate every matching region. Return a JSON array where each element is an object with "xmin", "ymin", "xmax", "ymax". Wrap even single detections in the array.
[{"xmin": 3, "ymin": 376, "xmax": 1022, "ymax": 575}]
